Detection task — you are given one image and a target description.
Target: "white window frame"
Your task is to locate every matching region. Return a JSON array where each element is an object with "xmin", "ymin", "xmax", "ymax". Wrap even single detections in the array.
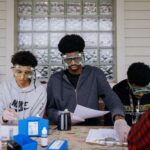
[{"xmin": 5, "ymin": 0, "xmax": 125, "ymax": 82}]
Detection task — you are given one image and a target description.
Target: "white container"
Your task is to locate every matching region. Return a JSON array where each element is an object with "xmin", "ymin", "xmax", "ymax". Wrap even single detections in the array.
[
  {"xmin": 40, "ymin": 127, "xmax": 48, "ymax": 147},
  {"xmin": 0, "ymin": 137, "xmax": 1, "ymax": 150}
]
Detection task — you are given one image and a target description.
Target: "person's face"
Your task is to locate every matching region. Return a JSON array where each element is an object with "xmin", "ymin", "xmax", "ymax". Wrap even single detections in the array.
[
  {"xmin": 63, "ymin": 52, "xmax": 83, "ymax": 72},
  {"xmin": 129, "ymin": 83, "xmax": 150, "ymax": 99},
  {"xmin": 12, "ymin": 65, "xmax": 33, "ymax": 88}
]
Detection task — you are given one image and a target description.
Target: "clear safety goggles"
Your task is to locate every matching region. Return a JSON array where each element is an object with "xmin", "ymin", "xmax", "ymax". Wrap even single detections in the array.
[
  {"xmin": 62, "ymin": 53, "xmax": 85, "ymax": 69},
  {"xmin": 132, "ymin": 87, "xmax": 150, "ymax": 96},
  {"xmin": 11, "ymin": 65, "xmax": 35, "ymax": 79},
  {"xmin": 128, "ymin": 83, "xmax": 150, "ymax": 96}
]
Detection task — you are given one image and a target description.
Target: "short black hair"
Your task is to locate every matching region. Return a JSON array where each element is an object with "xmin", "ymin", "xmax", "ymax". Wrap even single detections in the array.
[
  {"xmin": 58, "ymin": 34, "xmax": 85, "ymax": 54},
  {"xmin": 127, "ymin": 62, "xmax": 150, "ymax": 86},
  {"xmin": 11, "ymin": 51, "xmax": 38, "ymax": 67}
]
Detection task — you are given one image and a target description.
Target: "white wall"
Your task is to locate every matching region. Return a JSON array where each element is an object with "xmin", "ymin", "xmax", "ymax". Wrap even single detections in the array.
[
  {"xmin": 124, "ymin": 0, "xmax": 150, "ymax": 72},
  {"xmin": 0, "ymin": 0, "xmax": 150, "ymax": 83},
  {"xmin": 0, "ymin": 0, "xmax": 7, "ymax": 81},
  {"xmin": 0, "ymin": 0, "xmax": 14, "ymax": 82}
]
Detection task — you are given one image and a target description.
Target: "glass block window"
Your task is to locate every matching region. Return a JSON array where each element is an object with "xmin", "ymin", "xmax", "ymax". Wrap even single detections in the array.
[{"xmin": 17, "ymin": 0, "xmax": 114, "ymax": 81}]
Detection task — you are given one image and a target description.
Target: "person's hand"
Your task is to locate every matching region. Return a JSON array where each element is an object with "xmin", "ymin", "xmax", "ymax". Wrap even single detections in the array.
[
  {"xmin": 114, "ymin": 119, "xmax": 130, "ymax": 143},
  {"xmin": 2, "ymin": 108, "xmax": 17, "ymax": 122}
]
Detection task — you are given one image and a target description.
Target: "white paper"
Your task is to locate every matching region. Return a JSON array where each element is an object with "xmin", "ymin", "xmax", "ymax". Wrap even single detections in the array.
[
  {"xmin": 28, "ymin": 121, "xmax": 38, "ymax": 135},
  {"xmin": 0, "ymin": 125, "xmax": 18, "ymax": 141},
  {"xmin": 71, "ymin": 114, "xmax": 85, "ymax": 124},
  {"xmin": 86, "ymin": 129, "xmax": 127, "ymax": 146},
  {"xmin": 86, "ymin": 129, "xmax": 119, "ymax": 142},
  {"xmin": 74, "ymin": 104, "xmax": 109, "ymax": 119}
]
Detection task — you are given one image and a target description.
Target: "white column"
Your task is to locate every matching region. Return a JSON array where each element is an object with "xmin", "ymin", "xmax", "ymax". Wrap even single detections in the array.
[
  {"xmin": 6, "ymin": 0, "xmax": 15, "ymax": 76},
  {"xmin": 115, "ymin": 0, "xmax": 126, "ymax": 82}
]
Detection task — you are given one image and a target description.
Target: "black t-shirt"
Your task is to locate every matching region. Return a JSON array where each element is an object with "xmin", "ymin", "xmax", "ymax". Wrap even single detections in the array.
[
  {"xmin": 64, "ymin": 70, "xmax": 80, "ymax": 88},
  {"xmin": 64, "ymin": 69, "xmax": 103, "ymax": 126}
]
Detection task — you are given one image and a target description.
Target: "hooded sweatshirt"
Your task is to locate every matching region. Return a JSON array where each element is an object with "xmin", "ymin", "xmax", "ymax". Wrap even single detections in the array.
[
  {"xmin": 0, "ymin": 76, "xmax": 47, "ymax": 124},
  {"xmin": 46, "ymin": 65, "xmax": 125, "ymax": 124}
]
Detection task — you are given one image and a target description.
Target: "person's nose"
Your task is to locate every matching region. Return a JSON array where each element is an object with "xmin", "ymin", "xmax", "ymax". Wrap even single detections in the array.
[
  {"xmin": 70, "ymin": 59, "xmax": 76, "ymax": 65},
  {"xmin": 20, "ymin": 73, "xmax": 26, "ymax": 79}
]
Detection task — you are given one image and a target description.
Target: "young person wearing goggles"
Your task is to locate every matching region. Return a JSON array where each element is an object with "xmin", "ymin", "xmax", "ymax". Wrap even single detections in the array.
[
  {"xmin": 105, "ymin": 62, "xmax": 150, "ymax": 126},
  {"xmin": 0, "ymin": 51, "xmax": 47, "ymax": 124},
  {"xmin": 46, "ymin": 34, "xmax": 130, "ymax": 143}
]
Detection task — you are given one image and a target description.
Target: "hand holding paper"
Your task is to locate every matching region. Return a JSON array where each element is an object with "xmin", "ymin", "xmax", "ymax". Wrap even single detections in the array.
[{"xmin": 71, "ymin": 104, "xmax": 110, "ymax": 124}]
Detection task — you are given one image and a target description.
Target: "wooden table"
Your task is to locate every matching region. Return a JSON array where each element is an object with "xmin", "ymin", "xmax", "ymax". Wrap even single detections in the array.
[
  {"xmin": 2, "ymin": 126, "xmax": 128, "ymax": 150},
  {"xmin": 37, "ymin": 126, "xmax": 128, "ymax": 150}
]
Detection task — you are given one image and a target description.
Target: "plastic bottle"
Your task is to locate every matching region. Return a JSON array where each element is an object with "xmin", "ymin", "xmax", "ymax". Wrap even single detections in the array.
[
  {"xmin": 40, "ymin": 127, "xmax": 48, "ymax": 147},
  {"xmin": 0, "ymin": 125, "xmax": 2, "ymax": 150},
  {"xmin": 9, "ymin": 128, "xmax": 13, "ymax": 140},
  {"xmin": 0, "ymin": 136, "xmax": 1, "ymax": 150}
]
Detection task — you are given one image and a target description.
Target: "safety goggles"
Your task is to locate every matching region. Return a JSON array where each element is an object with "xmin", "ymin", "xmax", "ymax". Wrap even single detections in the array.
[
  {"xmin": 63, "ymin": 55, "xmax": 82, "ymax": 64},
  {"xmin": 128, "ymin": 83, "xmax": 150, "ymax": 96},
  {"xmin": 62, "ymin": 53, "xmax": 85, "ymax": 69},
  {"xmin": 132, "ymin": 86, "xmax": 150, "ymax": 96},
  {"xmin": 12, "ymin": 65, "xmax": 34, "ymax": 79}
]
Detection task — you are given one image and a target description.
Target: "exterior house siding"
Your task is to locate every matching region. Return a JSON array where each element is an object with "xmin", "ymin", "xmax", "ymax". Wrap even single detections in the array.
[
  {"xmin": 0, "ymin": 0, "xmax": 7, "ymax": 82},
  {"xmin": 125, "ymin": 0, "xmax": 150, "ymax": 71}
]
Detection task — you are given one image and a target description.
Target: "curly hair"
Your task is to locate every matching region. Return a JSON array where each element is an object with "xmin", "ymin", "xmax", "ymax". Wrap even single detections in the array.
[
  {"xmin": 58, "ymin": 34, "xmax": 85, "ymax": 54},
  {"xmin": 11, "ymin": 51, "xmax": 38, "ymax": 67},
  {"xmin": 127, "ymin": 62, "xmax": 150, "ymax": 86}
]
